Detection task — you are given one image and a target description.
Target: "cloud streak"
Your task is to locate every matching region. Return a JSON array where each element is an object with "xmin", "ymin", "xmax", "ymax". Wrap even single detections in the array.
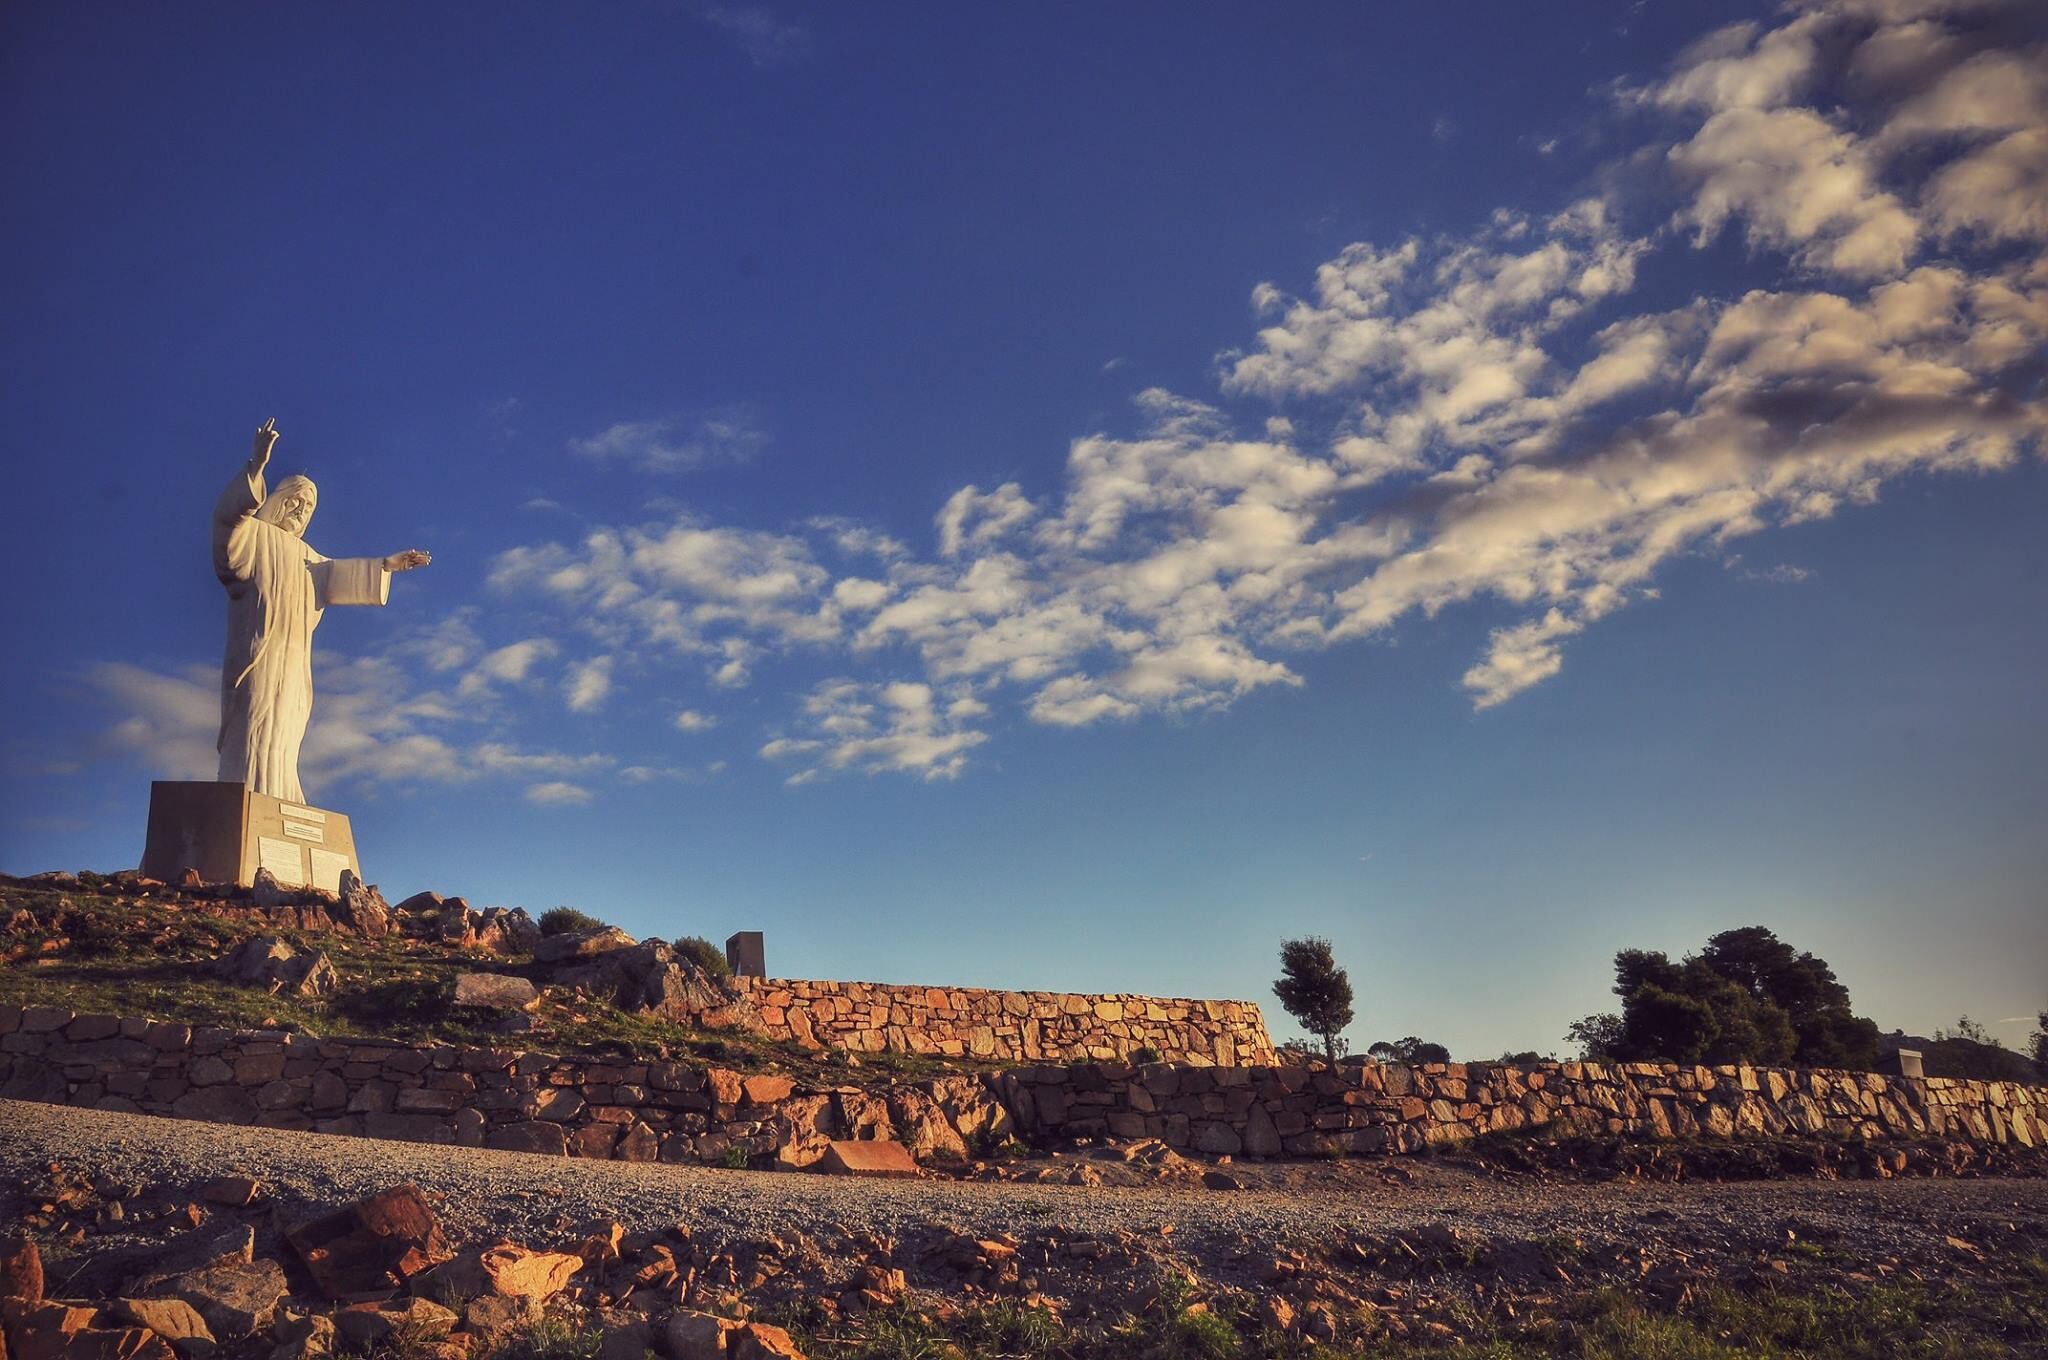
[{"xmin": 94, "ymin": 0, "xmax": 2048, "ymax": 789}]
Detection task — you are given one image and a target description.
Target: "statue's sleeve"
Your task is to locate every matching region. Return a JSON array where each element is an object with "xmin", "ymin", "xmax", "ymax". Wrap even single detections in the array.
[
  {"xmin": 309, "ymin": 557, "xmax": 391, "ymax": 608},
  {"xmin": 212, "ymin": 463, "xmax": 264, "ymax": 584}
]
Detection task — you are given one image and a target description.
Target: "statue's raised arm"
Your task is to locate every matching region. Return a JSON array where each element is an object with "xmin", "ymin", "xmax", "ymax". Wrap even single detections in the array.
[{"xmin": 212, "ymin": 416, "xmax": 426, "ymax": 803}]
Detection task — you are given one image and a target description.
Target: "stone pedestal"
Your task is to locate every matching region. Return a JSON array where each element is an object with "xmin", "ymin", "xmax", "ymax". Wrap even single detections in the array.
[{"xmin": 140, "ymin": 781, "xmax": 362, "ymax": 892}]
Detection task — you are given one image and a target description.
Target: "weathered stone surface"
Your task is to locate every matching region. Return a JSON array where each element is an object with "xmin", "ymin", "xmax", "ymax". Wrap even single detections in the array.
[
  {"xmin": 264, "ymin": 1312, "xmax": 333, "ymax": 1360},
  {"xmin": 332, "ymin": 1299, "xmax": 455, "ymax": 1348},
  {"xmin": 452, "ymin": 974, "xmax": 539, "ymax": 1011},
  {"xmin": 414, "ymin": 1243, "xmax": 581, "ymax": 1303},
  {"xmin": 0, "ymin": 1236, "xmax": 42, "ymax": 1302},
  {"xmin": 2, "ymin": 1299, "xmax": 176, "ymax": 1360},
  {"xmin": 107, "ymin": 1298, "xmax": 215, "ymax": 1358},
  {"xmin": 818, "ymin": 1139, "xmax": 919, "ymax": 1178},
  {"xmin": 154, "ymin": 1258, "xmax": 287, "ymax": 1339},
  {"xmin": 207, "ymin": 936, "xmax": 336, "ymax": 998},
  {"xmin": 285, "ymin": 1185, "xmax": 449, "ymax": 1300},
  {"xmin": 664, "ymin": 1311, "xmax": 740, "ymax": 1360},
  {"xmin": 487, "ymin": 1121, "xmax": 569, "ymax": 1156},
  {"xmin": 533, "ymin": 927, "xmax": 636, "ymax": 965},
  {"xmin": 200, "ymin": 1177, "xmax": 261, "ymax": 1208},
  {"xmin": 733, "ymin": 1322, "xmax": 807, "ymax": 1360}
]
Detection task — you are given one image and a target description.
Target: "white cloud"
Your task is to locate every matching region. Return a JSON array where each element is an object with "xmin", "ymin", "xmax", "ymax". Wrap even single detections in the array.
[
  {"xmin": 569, "ymin": 411, "xmax": 767, "ymax": 474},
  {"xmin": 674, "ymin": 709, "xmax": 718, "ymax": 732},
  {"xmin": 760, "ymin": 679, "xmax": 989, "ymax": 782},
  {"xmin": 525, "ymin": 781, "xmax": 594, "ymax": 806},
  {"xmin": 564, "ymin": 656, "xmax": 613, "ymax": 713},
  {"xmin": 464, "ymin": 0, "xmax": 2046, "ymax": 769},
  {"xmin": 936, "ymin": 483, "xmax": 1037, "ymax": 557}
]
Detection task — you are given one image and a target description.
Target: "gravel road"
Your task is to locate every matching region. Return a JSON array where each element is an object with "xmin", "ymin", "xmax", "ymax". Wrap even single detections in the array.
[{"xmin": 5, "ymin": 1100, "xmax": 2042, "ymax": 1269}]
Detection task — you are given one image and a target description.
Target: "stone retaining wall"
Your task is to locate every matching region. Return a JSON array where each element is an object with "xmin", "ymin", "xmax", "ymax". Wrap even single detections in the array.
[
  {"xmin": 2, "ymin": 1005, "xmax": 2042, "ymax": 1170},
  {"xmin": 729, "ymin": 977, "xmax": 1276, "ymax": 1066},
  {"xmin": 993, "ymin": 1055, "xmax": 2048, "ymax": 1156}
]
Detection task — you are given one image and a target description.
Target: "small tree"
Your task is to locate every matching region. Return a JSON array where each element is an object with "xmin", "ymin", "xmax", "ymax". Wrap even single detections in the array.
[
  {"xmin": 674, "ymin": 935, "xmax": 731, "ymax": 978},
  {"xmin": 2032, "ymin": 1008, "xmax": 2046, "ymax": 1070},
  {"xmin": 1273, "ymin": 937, "xmax": 1354, "ymax": 1064}
]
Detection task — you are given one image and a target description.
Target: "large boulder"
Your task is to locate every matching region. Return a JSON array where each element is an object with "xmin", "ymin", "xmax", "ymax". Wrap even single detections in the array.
[
  {"xmin": 284, "ymin": 1185, "xmax": 449, "ymax": 1300},
  {"xmin": 474, "ymin": 908, "xmax": 541, "ymax": 956},
  {"xmin": 452, "ymin": 974, "xmax": 539, "ymax": 1011},
  {"xmin": 333, "ymin": 872, "xmax": 392, "ymax": 939},
  {"xmin": 548, "ymin": 939, "xmax": 763, "ymax": 1031},
  {"xmin": 207, "ymin": 936, "xmax": 336, "ymax": 999},
  {"xmin": 532, "ymin": 927, "xmax": 636, "ymax": 966}
]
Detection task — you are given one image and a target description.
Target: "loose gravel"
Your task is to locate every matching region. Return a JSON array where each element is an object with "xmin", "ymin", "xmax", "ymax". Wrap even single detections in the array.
[{"xmin": 4, "ymin": 1100, "xmax": 2043, "ymax": 1271}]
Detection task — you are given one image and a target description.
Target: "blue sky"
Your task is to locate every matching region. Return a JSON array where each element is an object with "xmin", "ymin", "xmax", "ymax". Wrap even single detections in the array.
[{"xmin": 3, "ymin": 1, "xmax": 2044, "ymax": 1058}]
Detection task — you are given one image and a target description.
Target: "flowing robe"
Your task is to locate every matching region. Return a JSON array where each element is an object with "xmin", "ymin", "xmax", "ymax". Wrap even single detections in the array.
[{"xmin": 212, "ymin": 462, "xmax": 389, "ymax": 803}]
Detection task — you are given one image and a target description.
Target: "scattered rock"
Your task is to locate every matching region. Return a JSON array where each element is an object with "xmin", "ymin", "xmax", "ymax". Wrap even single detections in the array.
[
  {"xmin": 207, "ymin": 936, "xmax": 336, "ymax": 998},
  {"xmin": 664, "ymin": 1311, "xmax": 740, "ymax": 1360},
  {"xmin": 107, "ymin": 1298, "xmax": 215, "ymax": 1358},
  {"xmin": 414, "ymin": 1243, "xmax": 582, "ymax": 1303},
  {"xmin": 285, "ymin": 1185, "xmax": 449, "ymax": 1300},
  {"xmin": 818, "ymin": 1140, "xmax": 919, "ymax": 1178},
  {"xmin": 332, "ymin": 1298, "xmax": 456, "ymax": 1348},
  {"xmin": 199, "ymin": 1177, "xmax": 261, "ymax": 1208},
  {"xmin": 152, "ymin": 1259, "xmax": 287, "ymax": 1340},
  {"xmin": 0, "ymin": 1235, "xmax": 42, "ymax": 1302},
  {"xmin": 265, "ymin": 1313, "xmax": 334, "ymax": 1360}
]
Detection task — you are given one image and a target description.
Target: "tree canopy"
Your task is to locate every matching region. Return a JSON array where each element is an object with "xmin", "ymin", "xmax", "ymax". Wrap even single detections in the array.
[
  {"xmin": 1368, "ymin": 1037, "xmax": 1451, "ymax": 1064},
  {"xmin": 1568, "ymin": 926, "xmax": 1879, "ymax": 1068},
  {"xmin": 1273, "ymin": 937, "xmax": 1354, "ymax": 1063}
]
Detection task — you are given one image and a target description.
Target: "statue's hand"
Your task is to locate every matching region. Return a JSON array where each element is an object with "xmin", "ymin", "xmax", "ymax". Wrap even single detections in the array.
[
  {"xmin": 383, "ymin": 549, "xmax": 432, "ymax": 573},
  {"xmin": 251, "ymin": 418, "xmax": 279, "ymax": 471}
]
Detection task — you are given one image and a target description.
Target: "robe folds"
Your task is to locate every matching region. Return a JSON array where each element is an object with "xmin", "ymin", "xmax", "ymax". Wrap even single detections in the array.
[{"xmin": 212, "ymin": 463, "xmax": 389, "ymax": 803}]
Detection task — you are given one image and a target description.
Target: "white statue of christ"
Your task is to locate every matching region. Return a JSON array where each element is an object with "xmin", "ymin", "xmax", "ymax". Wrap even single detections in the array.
[{"xmin": 212, "ymin": 418, "xmax": 431, "ymax": 803}]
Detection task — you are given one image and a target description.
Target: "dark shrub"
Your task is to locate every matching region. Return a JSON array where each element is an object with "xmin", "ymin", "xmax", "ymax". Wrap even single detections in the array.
[
  {"xmin": 538, "ymin": 906, "xmax": 607, "ymax": 937},
  {"xmin": 673, "ymin": 935, "xmax": 730, "ymax": 977}
]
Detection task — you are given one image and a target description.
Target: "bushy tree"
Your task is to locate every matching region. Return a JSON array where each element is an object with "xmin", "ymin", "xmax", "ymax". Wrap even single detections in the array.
[
  {"xmin": 2033, "ymin": 1008, "xmax": 2046, "ymax": 1070},
  {"xmin": 1565, "ymin": 1012, "xmax": 1625, "ymax": 1060},
  {"xmin": 1273, "ymin": 937, "xmax": 1354, "ymax": 1063},
  {"xmin": 673, "ymin": 935, "xmax": 731, "ymax": 977},
  {"xmin": 1925, "ymin": 1014, "xmax": 2040, "ymax": 1082},
  {"xmin": 537, "ymin": 906, "xmax": 607, "ymax": 937},
  {"xmin": 1568, "ymin": 926, "xmax": 1879, "ymax": 1068},
  {"xmin": 1367, "ymin": 1037, "xmax": 1451, "ymax": 1064}
]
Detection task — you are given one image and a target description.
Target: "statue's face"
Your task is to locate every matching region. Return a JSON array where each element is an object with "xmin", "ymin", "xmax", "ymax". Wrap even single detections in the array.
[{"xmin": 277, "ymin": 491, "xmax": 315, "ymax": 537}]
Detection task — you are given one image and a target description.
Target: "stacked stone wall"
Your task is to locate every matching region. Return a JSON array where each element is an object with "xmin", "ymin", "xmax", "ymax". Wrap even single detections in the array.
[
  {"xmin": 2, "ymin": 1005, "xmax": 2042, "ymax": 1169},
  {"xmin": 994, "ymin": 1056, "xmax": 2048, "ymax": 1156},
  {"xmin": 730, "ymin": 977, "xmax": 1276, "ymax": 1066}
]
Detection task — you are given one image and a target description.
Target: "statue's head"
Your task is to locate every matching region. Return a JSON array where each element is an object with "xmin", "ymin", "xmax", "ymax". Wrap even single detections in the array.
[{"xmin": 258, "ymin": 475, "xmax": 318, "ymax": 537}]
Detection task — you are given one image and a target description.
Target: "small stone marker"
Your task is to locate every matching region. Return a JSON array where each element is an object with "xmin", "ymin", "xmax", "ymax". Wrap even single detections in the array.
[
  {"xmin": 1877, "ymin": 1048, "xmax": 1924, "ymax": 1079},
  {"xmin": 725, "ymin": 931, "xmax": 765, "ymax": 978}
]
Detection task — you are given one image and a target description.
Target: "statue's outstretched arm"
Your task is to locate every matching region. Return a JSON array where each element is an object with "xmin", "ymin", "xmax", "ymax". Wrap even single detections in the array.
[{"xmin": 381, "ymin": 549, "xmax": 432, "ymax": 573}]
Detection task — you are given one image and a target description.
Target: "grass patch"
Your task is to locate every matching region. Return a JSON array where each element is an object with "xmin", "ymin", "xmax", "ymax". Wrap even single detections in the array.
[{"xmin": 791, "ymin": 1276, "xmax": 2048, "ymax": 1360}]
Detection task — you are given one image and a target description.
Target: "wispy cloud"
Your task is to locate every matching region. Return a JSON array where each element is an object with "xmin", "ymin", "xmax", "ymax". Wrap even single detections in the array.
[
  {"xmin": 524, "ymin": 781, "xmax": 594, "ymax": 807},
  {"xmin": 695, "ymin": 5, "xmax": 811, "ymax": 67},
  {"xmin": 569, "ymin": 410, "xmax": 768, "ymax": 475},
  {"xmin": 307, "ymin": 0, "xmax": 2048, "ymax": 786},
  {"xmin": 564, "ymin": 655, "xmax": 613, "ymax": 713}
]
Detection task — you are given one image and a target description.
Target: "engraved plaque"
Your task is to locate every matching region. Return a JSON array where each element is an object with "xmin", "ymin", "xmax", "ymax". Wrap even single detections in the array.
[
  {"xmin": 257, "ymin": 836, "xmax": 306, "ymax": 884},
  {"xmin": 307, "ymin": 848, "xmax": 351, "ymax": 894},
  {"xmin": 278, "ymin": 804, "xmax": 327, "ymax": 823},
  {"xmin": 283, "ymin": 822, "xmax": 324, "ymax": 841}
]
